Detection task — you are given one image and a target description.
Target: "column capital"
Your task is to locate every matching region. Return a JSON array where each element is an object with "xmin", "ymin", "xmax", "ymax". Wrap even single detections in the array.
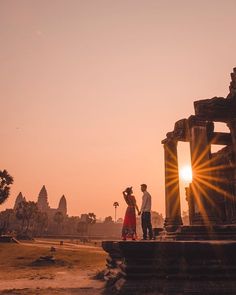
[
  {"xmin": 188, "ymin": 115, "xmax": 214, "ymax": 131},
  {"xmin": 162, "ymin": 132, "xmax": 178, "ymax": 145}
]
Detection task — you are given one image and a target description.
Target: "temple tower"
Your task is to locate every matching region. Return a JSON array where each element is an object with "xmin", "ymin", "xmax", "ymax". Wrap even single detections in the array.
[
  {"xmin": 37, "ymin": 185, "xmax": 50, "ymax": 212},
  {"xmin": 58, "ymin": 195, "xmax": 67, "ymax": 216},
  {"xmin": 14, "ymin": 192, "xmax": 26, "ymax": 210}
]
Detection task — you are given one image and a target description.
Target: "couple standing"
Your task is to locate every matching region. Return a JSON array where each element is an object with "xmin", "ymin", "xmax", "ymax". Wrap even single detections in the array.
[{"xmin": 122, "ymin": 184, "xmax": 153, "ymax": 241}]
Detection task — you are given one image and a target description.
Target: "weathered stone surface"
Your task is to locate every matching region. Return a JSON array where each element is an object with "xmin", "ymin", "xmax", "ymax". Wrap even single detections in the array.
[
  {"xmin": 165, "ymin": 225, "xmax": 236, "ymax": 240},
  {"xmin": 227, "ymin": 67, "xmax": 236, "ymax": 99},
  {"xmin": 209, "ymin": 132, "xmax": 232, "ymax": 145},
  {"xmin": 173, "ymin": 119, "xmax": 189, "ymax": 142},
  {"xmin": 194, "ymin": 97, "xmax": 236, "ymax": 122},
  {"xmin": 102, "ymin": 240, "xmax": 236, "ymax": 294},
  {"xmin": 102, "ymin": 68, "xmax": 236, "ymax": 295}
]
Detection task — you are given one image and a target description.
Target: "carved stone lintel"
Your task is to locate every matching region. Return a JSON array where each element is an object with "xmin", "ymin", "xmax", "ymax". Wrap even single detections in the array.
[
  {"xmin": 161, "ymin": 132, "xmax": 177, "ymax": 145},
  {"xmin": 188, "ymin": 115, "xmax": 207, "ymax": 128},
  {"xmin": 173, "ymin": 118, "xmax": 189, "ymax": 142},
  {"xmin": 194, "ymin": 97, "xmax": 236, "ymax": 122},
  {"xmin": 209, "ymin": 132, "xmax": 232, "ymax": 145},
  {"xmin": 188, "ymin": 115, "xmax": 214, "ymax": 131}
]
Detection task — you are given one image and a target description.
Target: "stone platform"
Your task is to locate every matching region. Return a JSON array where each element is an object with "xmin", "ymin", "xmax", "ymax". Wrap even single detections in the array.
[
  {"xmin": 165, "ymin": 224, "xmax": 236, "ymax": 240},
  {"xmin": 102, "ymin": 240, "xmax": 236, "ymax": 294}
]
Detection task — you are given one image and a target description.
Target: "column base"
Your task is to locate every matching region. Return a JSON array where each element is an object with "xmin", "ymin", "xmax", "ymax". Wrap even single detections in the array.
[
  {"xmin": 192, "ymin": 213, "xmax": 219, "ymax": 225},
  {"xmin": 164, "ymin": 217, "xmax": 183, "ymax": 232},
  {"xmin": 164, "ymin": 224, "xmax": 236, "ymax": 240}
]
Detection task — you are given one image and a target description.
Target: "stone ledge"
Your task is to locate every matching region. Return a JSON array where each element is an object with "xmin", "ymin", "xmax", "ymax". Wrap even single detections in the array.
[{"xmin": 102, "ymin": 240, "xmax": 236, "ymax": 294}]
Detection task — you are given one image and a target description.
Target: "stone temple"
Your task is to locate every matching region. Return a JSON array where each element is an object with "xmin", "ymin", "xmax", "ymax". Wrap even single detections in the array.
[
  {"xmin": 102, "ymin": 68, "xmax": 236, "ymax": 294},
  {"xmin": 14, "ymin": 185, "xmax": 67, "ymax": 217}
]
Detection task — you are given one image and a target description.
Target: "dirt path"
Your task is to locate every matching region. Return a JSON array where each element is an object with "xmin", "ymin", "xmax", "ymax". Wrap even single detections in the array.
[
  {"xmin": 0, "ymin": 271, "xmax": 105, "ymax": 294},
  {"xmin": 21, "ymin": 239, "xmax": 103, "ymax": 253}
]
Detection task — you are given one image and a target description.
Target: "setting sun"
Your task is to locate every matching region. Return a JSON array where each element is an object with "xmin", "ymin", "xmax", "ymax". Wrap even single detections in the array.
[{"xmin": 180, "ymin": 165, "xmax": 193, "ymax": 183}]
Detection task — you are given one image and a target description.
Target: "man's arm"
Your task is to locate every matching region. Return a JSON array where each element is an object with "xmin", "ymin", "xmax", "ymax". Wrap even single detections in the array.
[{"xmin": 140, "ymin": 193, "xmax": 148, "ymax": 212}]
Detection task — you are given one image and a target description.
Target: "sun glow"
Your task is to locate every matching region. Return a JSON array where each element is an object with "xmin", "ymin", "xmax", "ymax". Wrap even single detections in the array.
[{"xmin": 180, "ymin": 165, "xmax": 193, "ymax": 183}]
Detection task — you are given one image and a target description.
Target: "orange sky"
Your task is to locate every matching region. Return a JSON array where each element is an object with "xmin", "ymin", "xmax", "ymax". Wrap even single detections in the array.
[{"xmin": 0, "ymin": 0, "xmax": 235, "ymax": 219}]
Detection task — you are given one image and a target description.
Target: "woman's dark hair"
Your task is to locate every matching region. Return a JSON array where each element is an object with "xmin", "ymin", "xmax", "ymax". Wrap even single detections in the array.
[{"xmin": 125, "ymin": 187, "xmax": 133, "ymax": 194}]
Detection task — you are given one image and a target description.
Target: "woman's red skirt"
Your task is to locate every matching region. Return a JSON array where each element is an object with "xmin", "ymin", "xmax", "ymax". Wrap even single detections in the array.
[{"xmin": 122, "ymin": 206, "xmax": 137, "ymax": 239}]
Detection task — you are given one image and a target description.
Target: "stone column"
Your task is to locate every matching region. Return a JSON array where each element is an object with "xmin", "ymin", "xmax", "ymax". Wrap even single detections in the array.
[
  {"xmin": 163, "ymin": 137, "xmax": 182, "ymax": 230},
  {"xmin": 227, "ymin": 119, "xmax": 236, "ymax": 222},
  {"xmin": 185, "ymin": 184, "xmax": 195, "ymax": 225},
  {"xmin": 188, "ymin": 116, "xmax": 216, "ymax": 224}
]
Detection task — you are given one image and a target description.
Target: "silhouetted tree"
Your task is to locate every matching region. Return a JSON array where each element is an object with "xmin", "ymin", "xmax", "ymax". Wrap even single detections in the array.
[
  {"xmin": 15, "ymin": 201, "xmax": 38, "ymax": 234},
  {"xmin": 151, "ymin": 211, "xmax": 164, "ymax": 228},
  {"xmin": 53, "ymin": 211, "xmax": 64, "ymax": 234},
  {"xmin": 0, "ymin": 209, "xmax": 14, "ymax": 234},
  {"xmin": 117, "ymin": 217, "xmax": 123, "ymax": 223},
  {"xmin": 0, "ymin": 170, "xmax": 14, "ymax": 205},
  {"xmin": 34, "ymin": 211, "xmax": 48, "ymax": 235},
  {"xmin": 87, "ymin": 212, "xmax": 96, "ymax": 225},
  {"xmin": 113, "ymin": 202, "xmax": 119, "ymax": 222},
  {"xmin": 77, "ymin": 221, "xmax": 87, "ymax": 236},
  {"xmin": 87, "ymin": 213, "xmax": 96, "ymax": 238},
  {"xmin": 66, "ymin": 216, "xmax": 79, "ymax": 235},
  {"xmin": 104, "ymin": 216, "xmax": 113, "ymax": 223}
]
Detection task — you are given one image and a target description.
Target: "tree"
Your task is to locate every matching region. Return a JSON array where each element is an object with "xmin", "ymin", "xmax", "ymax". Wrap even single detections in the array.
[
  {"xmin": 0, "ymin": 209, "xmax": 14, "ymax": 234},
  {"xmin": 66, "ymin": 216, "xmax": 79, "ymax": 235},
  {"xmin": 117, "ymin": 217, "xmax": 123, "ymax": 223},
  {"xmin": 34, "ymin": 211, "xmax": 48, "ymax": 236},
  {"xmin": 151, "ymin": 211, "xmax": 164, "ymax": 228},
  {"xmin": 87, "ymin": 212, "xmax": 96, "ymax": 225},
  {"xmin": 77, "ymin": 221, "xmax": 87, "ymax": 236},
  {"xmin": 0, "ymin": 170, "xmax": 14, "ymax": 205},
  {"xmin": 104, "ymin": 216, "xmax": 113, "ymax": 223},
  {"xmin": 53, "ymin": 211, "xmax": 64, "ymax": 234},
  {"xmin": 87, "ymin": 213, "xmax": 96, "ymax": 238},
  {"xmin": 15, "ymin": 201, "xmax": 38, "ymax": 234},
  {"xmin": 113, "ymin": 202, "xmax": 119, "ymax": 222}
]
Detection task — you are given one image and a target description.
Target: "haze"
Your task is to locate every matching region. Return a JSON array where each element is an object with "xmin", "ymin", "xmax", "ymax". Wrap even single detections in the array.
[{"xmin": 1, "ymin": 0, "xmax": 235, "ymax": 219}]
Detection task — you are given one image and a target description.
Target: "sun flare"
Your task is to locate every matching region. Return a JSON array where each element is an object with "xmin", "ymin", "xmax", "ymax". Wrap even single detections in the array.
[{"xmin": 180, "ymin": 165, "xmax": 193, "ymax": 183}]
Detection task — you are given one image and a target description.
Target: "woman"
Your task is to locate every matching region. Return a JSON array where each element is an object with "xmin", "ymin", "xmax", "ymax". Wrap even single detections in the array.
[{"xmin": 122, "ymin": 187, "xmax": 140, "ymax": 240}]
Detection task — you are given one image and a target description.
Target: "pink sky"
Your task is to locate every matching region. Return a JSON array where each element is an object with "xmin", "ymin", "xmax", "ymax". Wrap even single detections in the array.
[{"xmin": 0, "ymin": 0, "xmax": 235, "ymax": 219}]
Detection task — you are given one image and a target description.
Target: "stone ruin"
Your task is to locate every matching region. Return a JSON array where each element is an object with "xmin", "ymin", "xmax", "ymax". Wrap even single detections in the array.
[
  {"xmin": 163, "ymin": 67, "xmax": 236, "ymax": 239},
  {"xmin": 102, "ymin": 68, "xmax": 236, "ymax": 294}
]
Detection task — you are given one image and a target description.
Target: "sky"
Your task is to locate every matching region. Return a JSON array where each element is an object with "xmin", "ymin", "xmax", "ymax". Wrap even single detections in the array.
[{"xmin": 0, "ymin": 0, "xmax": 235, "ymax": 219}]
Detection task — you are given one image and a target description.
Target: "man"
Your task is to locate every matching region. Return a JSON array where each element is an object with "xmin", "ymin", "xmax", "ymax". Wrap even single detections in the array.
[{"xmin": 140, "ymin": 184, "xmax": 153, "ymax": 240}]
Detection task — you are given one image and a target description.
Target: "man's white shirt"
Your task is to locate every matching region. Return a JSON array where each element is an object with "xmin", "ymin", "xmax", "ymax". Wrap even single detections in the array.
[{"xmin": 141, "ymin": 191, "xmax": 151, "ymax": 212}]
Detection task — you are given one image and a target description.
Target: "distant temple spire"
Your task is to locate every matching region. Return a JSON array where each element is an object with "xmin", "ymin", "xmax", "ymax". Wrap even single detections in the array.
[
  {"xmin": 39, "ymin": 185, "xmax": 47, "ymax": 198},
  {"xmin": 14, "ymin": 192, "xmax": 26, "ymax": 210},
  {"xmin": 37, "ymin": 185, "xmax": 50, "ymax": 212},
  {"xmin": 58, "ymin": 195, "xmax": 67, "ymax": 216}
]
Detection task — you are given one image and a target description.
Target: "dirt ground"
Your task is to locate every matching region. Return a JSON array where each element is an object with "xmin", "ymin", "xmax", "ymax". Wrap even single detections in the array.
[{"xmin": 0, "ymin": 239, "xmax": 107, "ymax": 295}]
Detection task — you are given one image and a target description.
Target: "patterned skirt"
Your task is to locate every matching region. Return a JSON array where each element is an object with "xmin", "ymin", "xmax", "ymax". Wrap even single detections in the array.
[{"xmin": 122, "ymin": 206, "xmax": 137, "ymax": 239}]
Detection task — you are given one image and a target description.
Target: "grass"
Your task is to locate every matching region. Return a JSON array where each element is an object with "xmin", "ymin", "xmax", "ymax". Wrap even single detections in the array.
[{"xmin": 0, "ymin": 242, "xmax": 107, "ymax": 280}]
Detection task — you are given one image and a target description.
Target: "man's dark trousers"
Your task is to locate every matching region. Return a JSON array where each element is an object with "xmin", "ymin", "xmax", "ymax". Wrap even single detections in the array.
[{"xmin": 141, "ymin": 212, "xmax": 153, "ymax": 239}]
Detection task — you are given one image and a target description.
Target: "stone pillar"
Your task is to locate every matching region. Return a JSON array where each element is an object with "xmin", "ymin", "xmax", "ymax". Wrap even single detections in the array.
[
  {"xmin": 227, "ymin": 119, "xmax": 236, "ymax": 222},
  {"xmin": 188, "ymin": 117, "xmax": 216, "ymax": 224},
  {"xmin": 185, "ymin": 184, "xmax": 195, "ymax": 225},
  {"xmin": 163, "ymin": 137, "xmax": 182, "ymax": 230}
]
